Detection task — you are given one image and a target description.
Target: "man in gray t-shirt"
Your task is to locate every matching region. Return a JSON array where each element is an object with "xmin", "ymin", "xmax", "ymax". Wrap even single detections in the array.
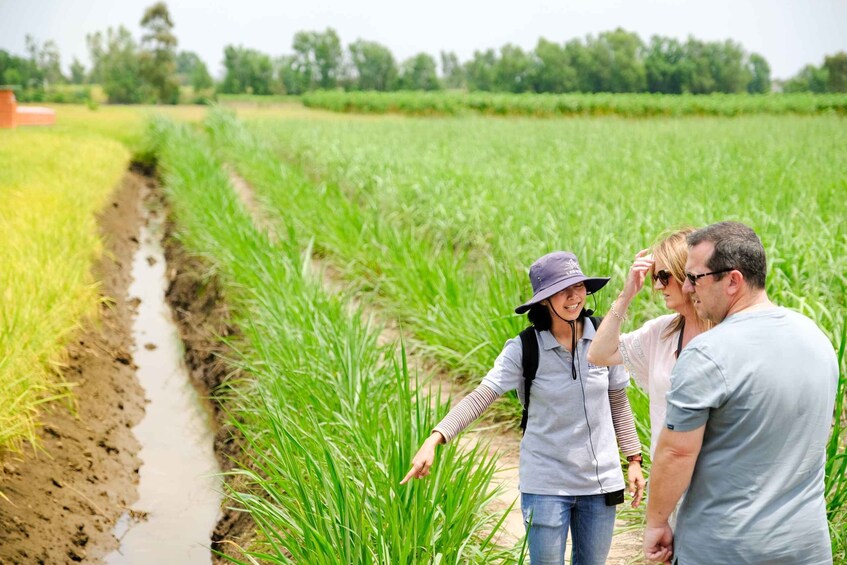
[{"xmin": 644, "ymin": 222, "xmax": 837, "ymax": 565}]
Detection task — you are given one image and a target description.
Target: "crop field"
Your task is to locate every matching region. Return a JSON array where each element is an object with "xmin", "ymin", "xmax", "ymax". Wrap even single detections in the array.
[
  {"xmin": 146, "ymin": 103, "xmax": 847, "ymax": 561},
  {"xmin": 2, "ymin": 99, "xmax": 845, "ymax": 561},
  {"xmin": 0, "ymin": 105, "xmax": 202, "ymax": 456},
  {"xmin": 302, "ymin": 90, "xmax": 847, "ymax": 118},
  {"xmin": 0, "ymin": 126, "xmax": 129, "ymax": 454}
]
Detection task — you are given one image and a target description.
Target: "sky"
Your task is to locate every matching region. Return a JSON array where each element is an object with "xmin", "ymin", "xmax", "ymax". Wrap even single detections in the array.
[{"xmin": 1, "ymin": 0, "xmax": 845, "ymax": 81}]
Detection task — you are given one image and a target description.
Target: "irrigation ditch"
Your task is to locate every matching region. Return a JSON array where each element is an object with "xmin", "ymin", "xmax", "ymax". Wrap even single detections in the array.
[{"xmin": 0, "ymin": 163, "xmax": 251, "ymax": 564}]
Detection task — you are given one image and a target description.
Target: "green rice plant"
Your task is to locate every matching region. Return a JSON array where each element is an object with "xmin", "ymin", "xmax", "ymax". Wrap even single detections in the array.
[
  {"xmin": 825, "ymin": 322, "xmax": 847, "ymax": 520},
  {"xmin": 202, "ymin": 107, "xmax": 846, "ymax": 555},
  {"xmin": 151, "ymin": 117, "xmax": 518, "ymax": 562}
]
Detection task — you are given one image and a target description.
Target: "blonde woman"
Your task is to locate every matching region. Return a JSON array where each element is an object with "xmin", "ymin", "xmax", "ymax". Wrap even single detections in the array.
[{"xmin": 588, "ymin": 228, "xmax": 711, "ymax": 457}]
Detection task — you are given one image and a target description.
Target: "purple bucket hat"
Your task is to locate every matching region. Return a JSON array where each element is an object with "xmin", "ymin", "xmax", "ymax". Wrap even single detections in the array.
[{"xmin": 514, "ymin": 251, "xmax": 610, "ymax": 314}]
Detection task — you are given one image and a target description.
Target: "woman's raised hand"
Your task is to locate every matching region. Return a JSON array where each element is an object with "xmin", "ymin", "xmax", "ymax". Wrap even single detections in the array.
[
  {"xmin": 621, "ymin": 249, "xmax": 654, "ymax": 302},
  {"xmin": 400, "ymin": 432, "xmax": 445, "ymax": 484}
]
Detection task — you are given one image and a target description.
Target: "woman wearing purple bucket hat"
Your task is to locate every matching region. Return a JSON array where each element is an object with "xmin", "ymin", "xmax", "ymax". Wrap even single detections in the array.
[{"xmin": 401, "ymin": 251, "xmax": 645, "ymax": 565}]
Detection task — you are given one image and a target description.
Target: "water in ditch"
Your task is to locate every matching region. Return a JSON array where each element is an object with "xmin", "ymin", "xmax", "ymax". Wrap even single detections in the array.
[{"xmin": 105, "ymin": 190, "xmax": 222, "ymax": 564}]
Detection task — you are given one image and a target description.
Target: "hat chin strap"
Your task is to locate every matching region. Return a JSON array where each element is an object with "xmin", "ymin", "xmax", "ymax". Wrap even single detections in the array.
[{"xmin": 550, "ymin": 304, "xmax": 579, "ymax": 380}]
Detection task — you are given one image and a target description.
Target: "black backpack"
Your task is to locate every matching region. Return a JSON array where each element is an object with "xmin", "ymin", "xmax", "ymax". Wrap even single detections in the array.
[{"xmin": 518, "ymin": 315, "xmax": 603, "ymax": 433}]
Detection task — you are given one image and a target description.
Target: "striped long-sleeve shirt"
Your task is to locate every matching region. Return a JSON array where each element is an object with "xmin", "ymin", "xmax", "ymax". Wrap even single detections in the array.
[{"xmin": 433, "ymin": 383, "xmax": 641, "ymax": 457}]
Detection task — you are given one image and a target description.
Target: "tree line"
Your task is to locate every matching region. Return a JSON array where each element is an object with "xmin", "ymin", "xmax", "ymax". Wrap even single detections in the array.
[{"xmin": 2, "ymin": 2, "xmax": 846, "ymax": 104}]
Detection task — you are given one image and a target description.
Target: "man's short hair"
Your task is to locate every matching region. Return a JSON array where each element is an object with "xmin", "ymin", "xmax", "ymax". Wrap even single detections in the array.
[{"xmin": 687, "ymin": 221, "xmax": 767, "ymax": 289}]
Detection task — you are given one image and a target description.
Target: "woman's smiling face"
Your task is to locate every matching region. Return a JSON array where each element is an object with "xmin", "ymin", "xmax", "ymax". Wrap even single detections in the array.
[{"xmin": 545, "ymin": 281, "xmax": 587, "ymax": 321}]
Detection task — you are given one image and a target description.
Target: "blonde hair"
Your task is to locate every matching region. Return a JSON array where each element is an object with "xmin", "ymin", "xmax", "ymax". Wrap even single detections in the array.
[{"xmin": 650, "ymin": 227, "xmax": 712, "ymax": 339}]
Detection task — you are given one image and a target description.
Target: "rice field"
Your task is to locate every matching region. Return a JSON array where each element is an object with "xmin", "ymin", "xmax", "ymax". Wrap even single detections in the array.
[
  {"xmin": 0, "ymin": 127, "xmax": 129, "ymax": 455},
  {"xmin": 0, "ymin": 104, "xmax": 204, "ymax": 456},
  {"xmin": 149, "ymin": 103, "xmax": 847, "ymax": 560},
  {"xmin": 3, "ymin": 98, "xmax": 845, "ymax": 560}
]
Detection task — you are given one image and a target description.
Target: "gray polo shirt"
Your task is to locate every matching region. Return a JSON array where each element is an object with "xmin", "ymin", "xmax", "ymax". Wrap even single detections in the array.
[
  {"xmin": 482, "ymin": 321, "xmax": 629, "ymax": 495},
  {"xmin": 666, "ymin": 307, "xmax": 836, "ymax": 565}
]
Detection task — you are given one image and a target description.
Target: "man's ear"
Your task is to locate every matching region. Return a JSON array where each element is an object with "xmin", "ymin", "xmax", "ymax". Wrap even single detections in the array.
[{"xmin": 726, "ymin": 269, "xmax": 745, "ymax": 295}]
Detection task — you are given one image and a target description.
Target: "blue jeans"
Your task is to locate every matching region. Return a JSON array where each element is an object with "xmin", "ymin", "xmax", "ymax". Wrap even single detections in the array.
[{"xmin": 521, "ymin": 493, "xmax": 616, "ymax": 565}]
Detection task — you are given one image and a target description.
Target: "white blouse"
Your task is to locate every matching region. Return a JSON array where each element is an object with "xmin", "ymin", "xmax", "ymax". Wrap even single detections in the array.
[{"xmin": 619, "ymin": 314, "xmax": 681, "ymax": 457}]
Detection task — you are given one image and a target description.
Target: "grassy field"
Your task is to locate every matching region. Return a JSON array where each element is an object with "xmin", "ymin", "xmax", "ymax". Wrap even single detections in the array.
[{"xmin": 199, "ymin": 104, "xmax": 846, "ymax": 559}]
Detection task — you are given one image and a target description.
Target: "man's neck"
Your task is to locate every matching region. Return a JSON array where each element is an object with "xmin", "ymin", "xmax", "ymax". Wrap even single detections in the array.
[{"xmin": 727, "ymin": 289, "xmax": 773, "ymax": 317}]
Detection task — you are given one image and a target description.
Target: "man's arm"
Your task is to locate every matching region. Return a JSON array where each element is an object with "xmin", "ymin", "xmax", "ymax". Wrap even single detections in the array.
[{"xmin": 643, "ymin": 425, "xmax": 705, "ymax": 562}]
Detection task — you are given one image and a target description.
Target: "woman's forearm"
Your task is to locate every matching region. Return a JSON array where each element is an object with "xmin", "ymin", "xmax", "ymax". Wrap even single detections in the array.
[
  {"xmin": 432, "ymin": 384, "xmax": 500, "ymax": 443},
  {"xmin": 587, "ymin": 292, "xmax": 631, "ymax": 365}
]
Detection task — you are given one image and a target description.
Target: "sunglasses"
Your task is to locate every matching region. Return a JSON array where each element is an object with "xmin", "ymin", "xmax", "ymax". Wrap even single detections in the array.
[
  {"xmin": 684, "ymin": 268, "xmax": 735, "ymax": 286},
  {"xmin": 651, "ymin": 269, "xmax": 673, "ymax": 286}
]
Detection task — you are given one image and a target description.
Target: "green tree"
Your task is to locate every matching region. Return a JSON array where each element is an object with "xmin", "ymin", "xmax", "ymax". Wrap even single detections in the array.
[
  {"xmin": 139, "ymin": 2, "xmax": 180, "ymax": 103},
  {"xmin": 644, "ymin": 36, "xmax": 688, "ymax": 93},
  {"xmin": 682, "ymin": 38, "xmax": 717, "ymax": 93},
  {"xmin": 397, "ymin": 53, "xmax": 440, "ymax": 90},
  {"xmin": 348, "ymin": 40, "xmax": 397, "ymax": 91},
  {"xmin": 292, "ymin": 28, "xmax": 343, "ymax": 90},
  {"xmin": 24, "ymin": 35, "xmax": 42, "ymax": 87},
  {"xmin": 440, "ymin": 51, "xmax": 465, "ymax": 89},
  {"xmin": 176, "ymin": 51, "xmax": 213, "ymax": 90},
  {"xmin": 87, "ymin": 26, "xmax": 144, "ymax": 103},
  {"xmin": 1, "ymin": 46, "xmax": 40, "ymax": 89},
  {"xmin": 584, "ymin": 29, "xmax": 646, "ymax": 92},
  {"xmin": 782, "ymin": 64, "xmax": 829, "ymax": 93},
  {"xmin": 530, "ymin": 38, "xmax": 577, "ymax": 93},
  {"xmin": 69, "ymin": 58, "xmax": 86, "ymax": 84},
  {"xmin": 493, "ymin": 44, "xmax": 532, "ymax": 92},
  {"xmin": 30, "ymin": 38, "xmax": 65, "ymax": 86},
  {"xmin": 746, "ymin": 53, "xmax": 771, "ymax": 93},
  {"xmin": 464, "ymin": 49, "xmax": 497, "ymax": 91},
  {"xmin": 1, "ymin": 64, "xmax": 23, "ymax": 87},
  {"xmin": 277, "ymin": 54, "xmax": 307, "ymax": 94},
  {"xmin": 220, "ymin": 45, "xmax": 275, "ymax": 94},
  {"xmin": 823, "ymin": 51, "xmax": 847, "ymax": 92},
  {"xmin": 710, "ymin": 40, "xmax": 751, "ymax": 93},
  {"xmin": 564, "ymin": 38, "xmax": 594, "ymax": 92}
]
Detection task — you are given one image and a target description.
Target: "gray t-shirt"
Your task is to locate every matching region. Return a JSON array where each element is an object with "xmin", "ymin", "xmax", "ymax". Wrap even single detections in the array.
[
  {"xmin": 482, "ymin": 321, "xmax": 629, "ymax": 495},
  {"xmin": 666, "ymin": 307, "xmax": 837, "ymax": 565}
]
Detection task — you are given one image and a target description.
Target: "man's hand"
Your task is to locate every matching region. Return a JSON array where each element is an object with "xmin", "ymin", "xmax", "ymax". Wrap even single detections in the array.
[{"xmin": 644, "ymin": 523, "xmax": 674, "ymax": 564}]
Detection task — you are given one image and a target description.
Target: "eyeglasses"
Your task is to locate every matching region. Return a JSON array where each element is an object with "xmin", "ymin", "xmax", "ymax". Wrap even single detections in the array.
[
  {"xmin": 651, "ymin": 270, "xmax": 673, "ymax": 286},
  {"xmin": 685, "ymin": 268, "xmax": 735, "ymax": 286}
]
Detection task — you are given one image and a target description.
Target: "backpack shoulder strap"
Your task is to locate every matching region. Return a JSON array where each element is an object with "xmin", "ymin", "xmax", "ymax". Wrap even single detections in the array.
[{"xmin": 518, "ymin": 326, "xmax": 539, "ymax": 434}]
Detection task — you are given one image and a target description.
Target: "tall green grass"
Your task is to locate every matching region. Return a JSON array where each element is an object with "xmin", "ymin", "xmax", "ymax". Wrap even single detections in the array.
[
  {"xmin": 205, "ymin": 107, "xmax": 846, "ymax": 553},
  {"xmin": 150, "ymin": 118, "xmax": 518, "ymax": 562}
]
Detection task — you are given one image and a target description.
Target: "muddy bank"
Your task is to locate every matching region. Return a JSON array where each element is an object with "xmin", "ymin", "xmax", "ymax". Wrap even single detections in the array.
[{"xmin": 0, "ymin": 172, "xmax": 147, "ymax": 564}]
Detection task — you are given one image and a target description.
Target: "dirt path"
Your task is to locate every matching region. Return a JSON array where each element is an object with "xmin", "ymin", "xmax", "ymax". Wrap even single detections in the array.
[
  {"xmin": 0, "ymin": 171, "xmax": 148, "ymax": 564},
  {"xmin": 225, "ymin": 168, "xmax": 645, "ymax": 563}
]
